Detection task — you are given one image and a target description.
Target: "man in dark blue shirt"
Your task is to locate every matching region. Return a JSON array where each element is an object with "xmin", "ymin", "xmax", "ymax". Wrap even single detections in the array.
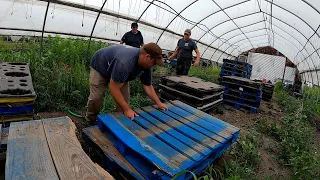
[
  {"xmin": 86, "ymin": 43, "xmax": 167, "ymax": 124},
  {"xmin": 120, "ymin": 22, "xmax": 144, "ymax": 48},
  {"xmin": 169, "ymin": 29, "xmax": 200, "ymax": 75}
]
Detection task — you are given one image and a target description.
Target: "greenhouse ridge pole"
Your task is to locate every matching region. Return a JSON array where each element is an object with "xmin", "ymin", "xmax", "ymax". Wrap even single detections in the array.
[
  {"xmin": 87, "ymin": 0, "xmax": 108, "ymax": 61},
  {"xmin": 40, "ymin": 1, "xmax": 50, "ymax": 55}
]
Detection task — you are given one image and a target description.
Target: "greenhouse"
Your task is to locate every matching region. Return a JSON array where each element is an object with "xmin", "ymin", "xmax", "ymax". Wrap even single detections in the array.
[{"xmin": 1, "ymin": 0, "xmax": 320, "ymax": 179}]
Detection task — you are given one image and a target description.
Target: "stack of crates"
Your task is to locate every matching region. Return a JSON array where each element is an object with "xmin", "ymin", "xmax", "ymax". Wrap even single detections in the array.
[
  {"xmin": 220, "ymin": 76, "xmax": 262, "ymax": 113},
  {"xmin": 220, "ymin": 58, "xmax": 252, "ymax": 78},
  {"xmin": 0, "ymin": 62, "xmax": 36, "ymax": 126},
  {"xmin": 159, "ymin": 76, "xmax": 224, "ymax": 112},
  {"xmin": 262, "ymin": 82, "xmax": 274, "ymax": 101}
]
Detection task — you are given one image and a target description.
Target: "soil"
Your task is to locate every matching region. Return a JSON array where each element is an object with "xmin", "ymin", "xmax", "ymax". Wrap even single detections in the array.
[{"xmin": 210, "ymin": 99, "xmax": 291, "ymax": 179}]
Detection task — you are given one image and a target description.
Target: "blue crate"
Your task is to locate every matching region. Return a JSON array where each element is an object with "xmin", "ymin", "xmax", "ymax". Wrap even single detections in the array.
[
  {"xmin": 0, "ymin": 103, "xmax": 34, "ymax": 115},
  {"xmin": 97, "ymin": 100, "xmax": 240, "ymax": 180},
  {"xmin": 223, "ymin": 99, "xmax": 258, "ymax": 113}
]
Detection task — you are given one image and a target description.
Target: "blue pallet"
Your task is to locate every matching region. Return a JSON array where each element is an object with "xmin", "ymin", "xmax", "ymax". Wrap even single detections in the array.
[
  {"xmin": 223, "ymin": 94, "xmax": 261, "ymax": 108},
  {"xmin": 97, "ymin": 100, "xmax": 240, "ymax": 180},
  {"xmin": 224, "ymin": 87, "xmax": 262, "ymax": 99},
  {"xmin": 223, "ymin": 99, "xmax": 258, "ymax": 113},
  {"xmin": 223, "ymin": 59, "xmax": 252, "ymax": 67},
  {"xmin": 0, "ymin": 104, "xmax": 34, "ymax": 115},
  {"xmin": 220, "ymin": 76, "xmax": 262, "ymax": 90},
  {"xmin": 221, "ymin": 63, "xmax": 252, "ymax": 73},
  {"xmin": 220, "ymin": 70, "xmax": 250, "ymax": 78}
]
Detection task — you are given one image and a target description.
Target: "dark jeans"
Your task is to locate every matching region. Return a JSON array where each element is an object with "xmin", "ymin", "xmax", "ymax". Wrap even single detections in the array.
[{"xmin": 176, "ymin": 57, "xmax": 192, "ymax": 75}]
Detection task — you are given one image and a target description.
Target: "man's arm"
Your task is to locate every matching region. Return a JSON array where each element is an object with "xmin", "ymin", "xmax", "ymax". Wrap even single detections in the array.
[
  {"xmin": 169, "ymin": 48, "xmax": 180, "ymax": 59},
  {"xmin": 109, "ymin": 79, "xmax": 138, "ymax": 120},
  {"xmin": 120, "ymin": 33, "xmax": 127, "ymax": 45},
  {"xmin": 140, "ymin": 33, "xmax": 144, "ymax": 47},
  {"xmin": 193, "ymin": 48, "xmax": 200, "ymax": 67},
  {"xmin": 143, "ymin": 85, "xmax": 167, "ymax": 110}
]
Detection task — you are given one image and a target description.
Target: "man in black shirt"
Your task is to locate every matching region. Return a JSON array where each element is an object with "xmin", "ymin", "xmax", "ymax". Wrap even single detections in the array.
[
  {"xmin": 120, "ymin": 22, "xmax": 144, "ymax": 48},
  {"xmin": 169, "ymin": 29, "xmax": 200, "ymax": 75}
]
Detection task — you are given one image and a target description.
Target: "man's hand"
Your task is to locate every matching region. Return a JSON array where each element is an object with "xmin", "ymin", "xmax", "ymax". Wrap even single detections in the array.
[
  {"xmin": 124, "ymin": 109, "xmax": 139, "ymax": 120},
  {"xmin": 169, "ymin": 55, "xmax": 174, "ymax": 60},
  {"xmin": 194, "ymin": 61, "xmax": 200, "ymax": 67},
  {"xmin": 157, "ymin": 102, "xmax": 168, "ymax": 110}
]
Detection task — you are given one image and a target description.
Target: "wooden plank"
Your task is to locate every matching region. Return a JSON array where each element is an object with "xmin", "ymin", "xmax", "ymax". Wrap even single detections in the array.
[
  {"xmin": 135, "ymin": 109, "xmax": 211, "ymax": 156},
  {"xmin": 98, "ymin": 113, "xmax": 182, "ymax": 176},
  {"xmin": 111, "ymin": 113, "xmax": 194, "ymax": 169},
  {"xmin": 171, "ymin": 100, "xmax": 240, "ymax": 134},
  {"xmin": 133, "ymin": 109, "xmax": 202, "ymax": 160},
  {"xmin": 82, "ymin": 126, "xmax": 145, "ymax": 180},
  {"xmin": 6, "ymin": 120, "xmax": 59, "ymax": 180},
  {"xmin": 141, "ymin": 106, "xmax": 220, "ymax": 150},
  {"xmin": 42, "ymin": 117, "xmax": 113, "ymax": 180},
  {"xmin": 164, "ymin": 103, "xmax": 234, "ymax": 139}
]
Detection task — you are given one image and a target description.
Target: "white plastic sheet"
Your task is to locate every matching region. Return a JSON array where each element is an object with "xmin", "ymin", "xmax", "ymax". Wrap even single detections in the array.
[{"xmin": 0, "ymin": 0, "xmax": 319, "ymax": 78}]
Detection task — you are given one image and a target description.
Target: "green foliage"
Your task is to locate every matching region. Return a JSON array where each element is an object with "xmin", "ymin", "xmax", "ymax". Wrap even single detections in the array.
[
  {"xmin": 272, "ymin": 84, "xmax": 320, "ymax": 179},
  {"xmin": 188, "ymin": 66, "xmax": 221, "ymax": 83},
  {"xmin": 0, "ymin": 36, "xmax": 150, "ymax": 112}
]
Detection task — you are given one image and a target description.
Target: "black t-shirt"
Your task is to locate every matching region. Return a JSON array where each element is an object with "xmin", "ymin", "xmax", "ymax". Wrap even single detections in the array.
[
  {"xmin": 177, "ymin": 38, "xmax": 197, "ymax": 59},
  {"xmin": 121, "ymin": 31, "xmax": 144, "ymax": 48}
]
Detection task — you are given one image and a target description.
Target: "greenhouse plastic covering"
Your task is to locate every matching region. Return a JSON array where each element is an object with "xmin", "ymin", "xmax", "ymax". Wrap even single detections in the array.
[{"xmin": 1, "ymin": 0, "xmax": 320, "ymax": 84}]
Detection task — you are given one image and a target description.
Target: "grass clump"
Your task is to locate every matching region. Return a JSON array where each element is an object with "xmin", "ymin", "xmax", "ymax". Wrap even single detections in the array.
[{"xmin": 188, "ymin": 66, "xmax": 221, "ymax": 83}]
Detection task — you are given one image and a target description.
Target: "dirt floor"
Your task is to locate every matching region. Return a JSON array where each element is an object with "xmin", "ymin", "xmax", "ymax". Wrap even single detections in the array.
[{"xmin": 211, "ymin": 100, "xmax": 291, "ymax": 179}]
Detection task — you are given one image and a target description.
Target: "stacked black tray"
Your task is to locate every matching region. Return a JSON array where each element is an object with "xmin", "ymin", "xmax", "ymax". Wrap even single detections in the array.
[{"xmin": 159, "ymin": 76, "xmax": 224, "ymax": 112}]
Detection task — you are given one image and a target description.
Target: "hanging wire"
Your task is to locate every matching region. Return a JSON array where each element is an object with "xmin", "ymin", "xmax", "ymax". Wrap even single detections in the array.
[
  {"xmin": 116, "ymin": 0, "xmax": 121, "ymax": 36},
  {"xmin": 30, "ymin": 0, "xmax": 34, "ymax": 17},
  {"xmin": 11, "ymin": 0, "xmax": 15, "ymax": 15},
  {"xmin": 26, "ymin": 0, "xmax": 29, "ymax": 19},
  {"xmin": 51, "ymin": 3, "xmax": 56, "ymax": 19},
  {"xmin": 137, "ymin": 0, "xmax": 142, "ymax": 15},
  {"xmin": 133, "ymin": 0, "xmax": 137, "ymax": 13},
  {"xmin": 82, "ymin": 0, "xmax": 86, "ymax": 27}
]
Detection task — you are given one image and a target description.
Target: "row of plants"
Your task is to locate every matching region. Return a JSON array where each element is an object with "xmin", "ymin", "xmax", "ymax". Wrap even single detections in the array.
[{"xmin": 254, "ymin": 83, "xmax": 320, "ymax": 179}]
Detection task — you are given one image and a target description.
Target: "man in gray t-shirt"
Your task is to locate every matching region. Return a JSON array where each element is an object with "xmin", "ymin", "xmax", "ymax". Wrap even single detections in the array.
[
  {"xmin": 86, "ymin": 43, "xmax": 167, "ymax": 124},
  {"xmin": 169, "ymin": 29, "xmax": 200, "ymax": 75}
]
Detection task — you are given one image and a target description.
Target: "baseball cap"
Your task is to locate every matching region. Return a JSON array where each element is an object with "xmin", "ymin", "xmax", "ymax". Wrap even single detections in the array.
[
  {"xmin": 184, "ymin": 29, "xmax": 191, "ymax": 35},
  {"xmin": 143, "ymin": 43, "xmax": 164, "ymax": 66},
  {"xmin": 131, "ymin": 22, "xmax": 138, "ymax": 28}
]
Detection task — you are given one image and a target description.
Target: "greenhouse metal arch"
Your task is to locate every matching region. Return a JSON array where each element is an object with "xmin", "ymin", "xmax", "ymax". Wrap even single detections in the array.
[{"xmin": 1, "ymin": 0, "xmax": 320, "ymax": 84}]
